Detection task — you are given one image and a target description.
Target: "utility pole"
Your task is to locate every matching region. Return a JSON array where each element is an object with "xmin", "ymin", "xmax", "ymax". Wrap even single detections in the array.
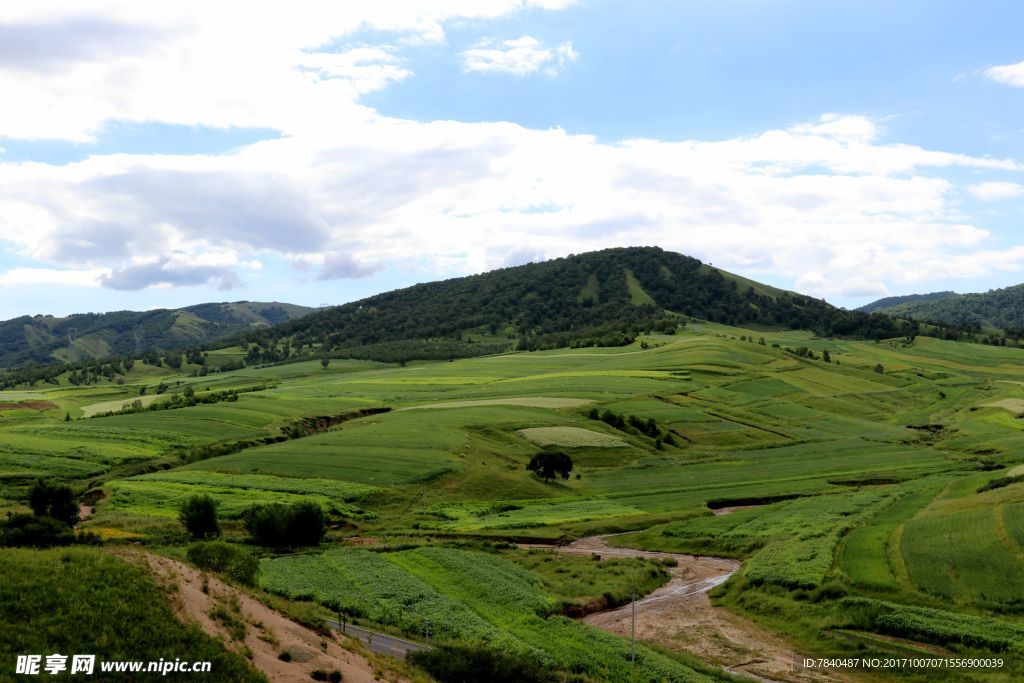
[
  {"xmin": 631, "ymin": 586, "xmax": 637, "ymax": 683},
  {"xmin": 423, "ymin": 620, "xmax": 431, "ymax": 645}
]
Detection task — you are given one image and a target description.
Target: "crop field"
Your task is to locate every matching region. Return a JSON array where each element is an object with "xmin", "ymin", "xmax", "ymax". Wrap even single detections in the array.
[
  {"xmin": 260, "ymin": 547, "xmax": 711, "ymax": 681},
  {"xmin": 517, "ymin": 426, "xmax": 628, "ymax": 447}
]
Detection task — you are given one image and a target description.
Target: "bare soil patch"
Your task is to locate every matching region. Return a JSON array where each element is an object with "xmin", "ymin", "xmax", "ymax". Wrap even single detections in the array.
[
  {"xmin": 551, "ymin": 536, "xmax": 845, "ymax": 683},
  {"xmin": 982, "ymin": 398, "xmax": 1024, "ymax": 413},
  {"xmin": 0, "ymin": 400, "xmax": 56, "ymax": 411},
  {"xmin": 133, "ymin": 552, "xmax": 403, "ymax": 683}
]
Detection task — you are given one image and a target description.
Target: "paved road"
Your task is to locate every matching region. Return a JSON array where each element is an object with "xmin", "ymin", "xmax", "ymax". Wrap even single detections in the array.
[{"xmin": 326, "ymin": 619, "xmax": 430, "ymax": 658}]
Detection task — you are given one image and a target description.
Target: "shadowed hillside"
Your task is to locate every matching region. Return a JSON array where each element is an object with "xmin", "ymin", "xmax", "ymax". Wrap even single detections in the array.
[{"xmin": 0, "ymin": 301, "xmax": 313, "ymax": 368}]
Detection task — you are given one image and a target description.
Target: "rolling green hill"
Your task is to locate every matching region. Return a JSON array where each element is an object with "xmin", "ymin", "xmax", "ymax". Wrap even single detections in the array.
[
  {"xmin": 860, "ymin": 284, "xmax": 1024, "ymax": 331},
  {"xmin": 250, "ymin": 247, "xmax": 914, "ymax": 362},
  {"xmin": 0, "ymin": 301, "xmax": 313, "ymax": 368}
]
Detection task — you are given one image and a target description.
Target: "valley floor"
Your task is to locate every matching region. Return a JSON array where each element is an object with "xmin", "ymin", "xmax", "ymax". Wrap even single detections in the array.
[{"xmin": 6, "ymin": 324, "xmax": 1024, "ymax": 680}]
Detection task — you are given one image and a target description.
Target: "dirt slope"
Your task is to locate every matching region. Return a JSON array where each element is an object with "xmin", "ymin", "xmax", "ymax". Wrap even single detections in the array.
[{"xmin": 135, "ymin": 552, "xmax": 402, "ymax": 683}]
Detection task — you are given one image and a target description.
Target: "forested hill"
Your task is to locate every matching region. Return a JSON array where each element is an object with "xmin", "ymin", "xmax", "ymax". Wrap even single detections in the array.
[
  {"xmin": 857, "ymin": 291, "xmax": 957, "ymax": 314},
  {"xmin": 859, "ymin": 284, "xmax": 1024, "ymax": 332},
  {"xmin": 248, "ymin": 247, "xmax": 914, "ymax": 358},
  {"xmin": 0, "ymin": 301, "xmax": 313, "ymax": 368}
]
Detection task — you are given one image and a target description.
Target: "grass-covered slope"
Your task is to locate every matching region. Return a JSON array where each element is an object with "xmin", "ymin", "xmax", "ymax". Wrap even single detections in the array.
[{"xmin": 0, "ymin": 548, "xmax": 265, "ymax": 682}]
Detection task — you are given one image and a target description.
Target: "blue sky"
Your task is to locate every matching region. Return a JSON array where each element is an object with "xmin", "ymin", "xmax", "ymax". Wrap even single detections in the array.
[{"xmin": 1, "ymin": 0, "xmax": 1023, "ymax": 319}]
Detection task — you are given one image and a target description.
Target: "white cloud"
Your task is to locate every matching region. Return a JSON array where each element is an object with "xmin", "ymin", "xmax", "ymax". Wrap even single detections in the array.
[
  {"xmin": 461, "ymin": 36, "xmax": 577, "ymax": 76},
  {"xmin": 984, "ymin": 60, "xmax": 1024, "ymax": 88},
  {"xmin": 0, "ymin": 267, "xmax": 107, "ymax": 287},
  {"xmin": 0, "ymin": 3, "xmax": 1023, "ymax": 303},
  {"xmin": 2, "ymin": 112, "xmax": 1023, "ymax": 300},
  {"xmin": 969, "ymin": 181, "xmax": 1024, "ymax": 201},
  {"xmin": 0, "ymin": 2, "xmax": 580, "ymax": 140}
]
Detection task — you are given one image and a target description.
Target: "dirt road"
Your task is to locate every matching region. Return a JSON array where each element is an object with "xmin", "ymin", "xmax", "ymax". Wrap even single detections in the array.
[{"xmin": 550, "ymin": 536, "xmax": 843, "ymax": 683}]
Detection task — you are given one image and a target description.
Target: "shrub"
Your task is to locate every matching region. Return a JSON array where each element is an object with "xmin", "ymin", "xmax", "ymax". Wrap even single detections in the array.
[
  {"xmin": 0, "ymin": 514, "xmax": 75, "ymax": 548},
  {"xmin": 179, "ymin": 495, "xmax": 220, "ymax": 539},
  {"xmin": 409, "ymin": 644, "xmax": 555, "ymax": 683},
  {"xmin": 28, "ymin": 480, "xmax": 79, "ymax": 526},
  {"xmin": 244, "ymin": 502, "xmax": 325, "ymax": 548},
  {"xmin": 187, "ymin": 541, "xmax": 259, "ymax": 586}
]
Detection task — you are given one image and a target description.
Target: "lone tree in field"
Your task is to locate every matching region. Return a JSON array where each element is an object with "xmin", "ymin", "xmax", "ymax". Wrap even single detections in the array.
[
  {"xmin": 28, "ymin": 480, "xmax": 79, "ymax": 526},
  {"xmin": 527, "ymin": 450, "xmax": 574, "ymax": 482},
  {"xmin": 179, "ymin": 494, "xmax": 220, "ymax": 539},
  {"xmin": 321, "ymin": 358, "xmax": 330, "ymax": 369}
]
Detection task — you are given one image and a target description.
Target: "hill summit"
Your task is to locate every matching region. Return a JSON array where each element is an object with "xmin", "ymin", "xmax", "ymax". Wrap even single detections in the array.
[{"xmin": 246, "ymin": 247, "xmax": 911, "ymax": 362}]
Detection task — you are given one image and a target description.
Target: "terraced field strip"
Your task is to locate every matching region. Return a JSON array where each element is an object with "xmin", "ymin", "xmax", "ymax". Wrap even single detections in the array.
[{"xmin": 403, "ymin": 397, "xmax": 592, "ymax": 410}]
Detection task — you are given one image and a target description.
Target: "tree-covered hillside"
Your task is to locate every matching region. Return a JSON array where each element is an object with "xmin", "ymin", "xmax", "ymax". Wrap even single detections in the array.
[
  {"xmin": 249, "ymin": 247, "xmax": 915, "ymax": 359},
  {"xmin": 0, "ymin": 301, "xmax": 313, "ymax": 368},
  {"xmin": 857, "ymin": 291, "xmax": 957, "ymax": 314},
  {"xmin": 860, "ymin": 284, "xmax": 1024, "ymax": 333}
]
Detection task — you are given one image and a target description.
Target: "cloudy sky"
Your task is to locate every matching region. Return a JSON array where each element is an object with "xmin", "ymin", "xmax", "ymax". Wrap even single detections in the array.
[{"xmin": 2, "ymin": 0, "xmax": 1024, "ymax": 318}]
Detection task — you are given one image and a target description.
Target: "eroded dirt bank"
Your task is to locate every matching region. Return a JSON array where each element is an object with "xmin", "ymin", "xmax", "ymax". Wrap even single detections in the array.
[{"xmin": 133, "ymin": 552, "xmax": 403, "ymax": 683}]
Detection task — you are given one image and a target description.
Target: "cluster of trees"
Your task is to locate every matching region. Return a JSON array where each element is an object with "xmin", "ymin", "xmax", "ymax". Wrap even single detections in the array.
[
  {"xmin": 0, "ymin": 481, "xmax": 96, "ymax": 548},
  {"xmin": 242, "ymin": 502, "xmax": 326, "ymax": 548},
  {"xmin": 91, "ymin": 385, "xmax": 268, "ymax": 419},
  {"xmin": 179, "ymin": 495, "xmax": 326, "ymax": 549},
  {"xmin": 587, "ymin": 407, "xmax": 678, "ymax": 448}
]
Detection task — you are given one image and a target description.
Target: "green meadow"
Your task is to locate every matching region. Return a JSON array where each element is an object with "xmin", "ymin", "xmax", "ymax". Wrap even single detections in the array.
[{"xmin": 8, "ymin": 324, "xmax": 1024, "ymax": 679}]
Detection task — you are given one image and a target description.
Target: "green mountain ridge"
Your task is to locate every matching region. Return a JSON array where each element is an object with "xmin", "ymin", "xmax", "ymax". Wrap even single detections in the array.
[
  {"xmin": 859, "ymin": 284, "xmax": 1024, "ymax": 331},
  {"xmin": 0, "ymin": 301, "xmax": 314, "ymax": 368},
  {"xmin": 247, "ymin": 246, "xmax": 915, "ymax": 361}
]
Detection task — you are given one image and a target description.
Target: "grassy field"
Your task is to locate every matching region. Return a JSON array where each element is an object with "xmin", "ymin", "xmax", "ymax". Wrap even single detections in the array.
[
  {"xmin": 9, "ymin": 325, "xmax": 1024, "ymax": 679},
  {"xmin": 0, "ymin": 548, "xmax": 264, "ymax": 682}
]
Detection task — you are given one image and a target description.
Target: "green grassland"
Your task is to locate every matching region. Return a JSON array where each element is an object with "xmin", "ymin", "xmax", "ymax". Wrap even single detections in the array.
[
  {"xmin": 0, "ymin": 548, "xmax": 264, "ymax": 682},
  {"xmin": 9, "ymin": 324, "xmax": 1024, "ymax": 679}
]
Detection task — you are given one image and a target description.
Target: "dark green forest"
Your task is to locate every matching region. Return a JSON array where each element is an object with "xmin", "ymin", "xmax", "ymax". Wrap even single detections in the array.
[
  {"xmin": 860, "ymin": 283, "xmax": 1024, "ymax": 334},
  {"xmin": 250, "ymin": 247, "xmax": 917, "ymax": 356}
]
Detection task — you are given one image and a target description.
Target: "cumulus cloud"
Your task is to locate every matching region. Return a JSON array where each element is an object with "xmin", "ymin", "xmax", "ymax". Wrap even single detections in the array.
[
  {"xmin": 969, "ymin": 181, "xmax": 1024, "ymax": 201},
  {"xmin": 0, "ymin": 267, "xmax": 107, "ymax": 287},
  {"xmin": 0, "ymin": 3, "xmax": 1023, "ymax": 303},
  {"xmin": 99, "ymin": 255, "xmax": 242, "ymax": 291},
  {"xmin": 318, "ymin": 252, "xmax": 382, "ymax": 279},
  {"xmin": 461, "ymin": 36, "xmax": 577, "ymax": 76},
  {"xmin": 0, "ymin": 16, "xmax": 166, "ymax": 74},
  {"xmin": 2, "ymin": 112, "xmax": 1023, "ymax": 300},
  {"xmin": 984, "ymin": 60, "xmax": 1024, "ymax": 88}
]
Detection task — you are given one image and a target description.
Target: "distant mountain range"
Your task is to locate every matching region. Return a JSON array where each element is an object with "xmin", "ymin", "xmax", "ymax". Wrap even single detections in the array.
[
  {"xmin": 4, "ymin": 247, "xmax": 948, "ymax": 372},
  {"xmin": 859, "ymin": 285, "xmax": 1024, "ymax": 331},
  {"xmin": 0, "ymin": 301, "xmax": 314, "ymax": 368}
]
